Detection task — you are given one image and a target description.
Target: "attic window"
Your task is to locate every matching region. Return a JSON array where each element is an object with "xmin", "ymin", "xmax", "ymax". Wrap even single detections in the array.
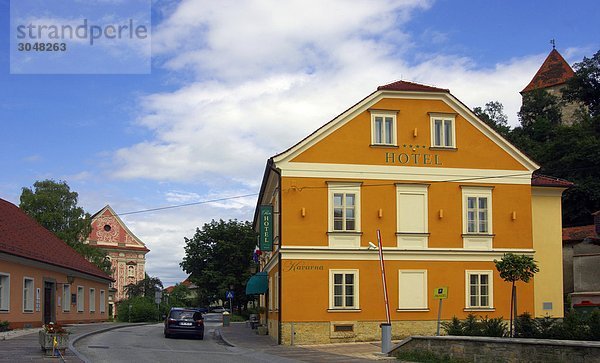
[
  {"xmin": 370, "ymin": 110, "xmax": 397, "ymax": 146},
  {"xmin": 104, "ymin": 224, "xmax": 111, "ymax": 232},
  {"xmin": 430, "ymin": 113, "xmax": 456, "ymax": 148}
]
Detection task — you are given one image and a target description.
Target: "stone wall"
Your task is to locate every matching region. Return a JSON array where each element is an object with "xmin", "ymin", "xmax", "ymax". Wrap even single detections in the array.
[
  {"xmin": 279, "ymin": 320, "xmax": 438, "ymax": 345},
  {"xmin": 390, "ymin": 335, "xmax": 600, "ymax": 363}
]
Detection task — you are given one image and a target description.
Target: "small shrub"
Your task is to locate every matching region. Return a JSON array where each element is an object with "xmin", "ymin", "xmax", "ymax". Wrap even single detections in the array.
[
  {"xmin": 555, "ymin": 310, "xmax": 587, "ymax": 340},
  {"xmin": 586, "ymin": 310, "xmax": 600, "ymax": 341},
  {"xmin": 0, "ymin": 321, "xmax": 10, "ymax": 332},
  {"xmin": 442, "ymin": 316, "xmax": 464, "ymax": 336},
  {"xmin": 534, "ymin": 316, "xmax": 557, "ymax": 339},
  {"xmin": 480, "ymin": 315, "xmax": 507, "ymax": 337},
  {"xmin": 462, "ymin": 314, "xmax": 482, "ymax": 336},
  {"xmin": 515, "ymin": 312, "xmax": 536, "ymax": 338},
  {"xmin": 117, "ymin": 297, "xmax": 159, "ymax": 322}
]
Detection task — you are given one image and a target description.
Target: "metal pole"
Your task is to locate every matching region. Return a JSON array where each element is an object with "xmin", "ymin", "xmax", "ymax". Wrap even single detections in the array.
[
  {"xmin": 436, "ymin": 299, "xmax": 443, "ymax": 336},
  {"xmin": 376, "ymin": 230, "xmax": 391, "ymax": 324}
]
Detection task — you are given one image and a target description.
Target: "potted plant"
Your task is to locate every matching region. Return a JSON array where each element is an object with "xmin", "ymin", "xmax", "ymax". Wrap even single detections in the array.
[{"xmin": 39, "ymin": 322, "xmax": 70, "ymax": 356}]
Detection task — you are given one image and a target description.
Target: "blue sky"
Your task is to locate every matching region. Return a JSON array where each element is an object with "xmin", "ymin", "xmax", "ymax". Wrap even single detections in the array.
[{"xmin": 1, "ymin": 0, "xmax": 599, "ymax": 287}]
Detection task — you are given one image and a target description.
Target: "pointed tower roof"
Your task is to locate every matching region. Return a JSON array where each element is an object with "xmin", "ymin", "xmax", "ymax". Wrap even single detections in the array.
[{"xmin": 521, "ymin": 49, "xmax": 575, "ymax": 93}]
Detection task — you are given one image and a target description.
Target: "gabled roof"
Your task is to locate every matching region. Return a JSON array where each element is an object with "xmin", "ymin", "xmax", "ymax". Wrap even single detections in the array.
[
  {"xmin": 272, "ymin": 80, "xmax": 539, "ymax": 172},
  {"xmin": 531, "ymin": 174, "xmax": 574, "ymax": 188},
  {"xmin": 88, "ymin": 205, "xmax": 149, "ymax": 252},
  {"xmin": 563, "ymin": 225, "xmax": 596, "ymax": 242},
  {"xmin": 377, "ymin": 80, "xmax": 449, "ymax": 93},
  {"xmin": 522, "ymin": 49, "xmax": 575, "ymax": 93},
  {"xmin": 0, "ymin": 198, "xmax": 112, "ymax": 281}
]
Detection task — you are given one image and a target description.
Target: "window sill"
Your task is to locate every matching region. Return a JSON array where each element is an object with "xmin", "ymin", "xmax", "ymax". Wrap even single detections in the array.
[
  {"xmin": 23, "ymin": 310, "xmax": 34, "ymax": 314},
  {"xmin": 462, "ymin": 234, "xmax": 495, "ymax": 237},
  {"xmin": 327, "ymin": 309, "xmax": 362, "ymax": 313},
  {"xmin": 327, "ymin": 231, "xmax": 363, "ymax": 235},
  {"xmin": 429, "ymin": 147, "xmax": 457, "ymax": 151},
  {"xmin": 396, "ymin": 308, "xmax": 429, "ymax": 312},
  {"xmin": 370, "ymin": 144, "xmax": 398, "ymax": 148},
  {"xmin": 396, "ymin": 232, "xmax": 430, "ymax": 236},
  {"xmin": 0, "ymin": 310, "xmax": 9, "ymax": 313},
  {"xmin": 464, "ymin": 308, "xmax": 495, "ymax": 312}
]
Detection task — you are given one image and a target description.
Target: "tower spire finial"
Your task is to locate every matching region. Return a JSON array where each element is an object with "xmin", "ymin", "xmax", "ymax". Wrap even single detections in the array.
[{"xmin": 550, "ymin": 39, "xmax": 556, "ymax": 50}]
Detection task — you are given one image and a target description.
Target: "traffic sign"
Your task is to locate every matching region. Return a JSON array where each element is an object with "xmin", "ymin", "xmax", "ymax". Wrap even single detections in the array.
[
  {"xmin": 226, "ymin": 290, "xmax": 234, "ymax": 299},
  {"xmin": 433, "ymin": 287, "xmax": 448, "ymax": 300}
]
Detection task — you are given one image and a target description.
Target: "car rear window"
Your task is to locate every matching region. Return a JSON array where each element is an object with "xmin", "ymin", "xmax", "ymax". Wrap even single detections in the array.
[{"xmin": 170, "ymin": 310, "xmax": 202, "ymax": 320}]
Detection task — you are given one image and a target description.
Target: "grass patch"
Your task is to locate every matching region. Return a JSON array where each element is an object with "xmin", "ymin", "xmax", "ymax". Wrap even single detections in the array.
[{"xmin": 394, "ymin": 349, "xmax": 469, "ymax": 363}]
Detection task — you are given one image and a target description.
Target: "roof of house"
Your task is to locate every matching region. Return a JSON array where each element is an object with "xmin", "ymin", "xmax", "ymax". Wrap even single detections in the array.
[
  {"xmin": 563, "ymin": 225, "xmax": 597, "ymax": 242},
  {"xmin": 522, "ymin": 49, "xmax": 575, "ymax": 93},
  {"xmin": 87, "ymin": 205, "xmax": 149, "ymax": 252},
  {"xmin": 531, "ymin": 174, "xmax": 574, "ymax": 188},
  {"xmin": 0, "ymin": 198, "xmax": 112, "ymax": 281},
  {"xmin": 377, "ymin": 80, "xmax": 450, "ymax": 93}
]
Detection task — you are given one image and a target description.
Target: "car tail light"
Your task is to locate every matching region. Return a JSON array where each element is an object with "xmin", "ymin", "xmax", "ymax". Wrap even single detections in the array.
[{"xmin": 196, "ymin": 320, "xmax": 204, "ymax": 326}]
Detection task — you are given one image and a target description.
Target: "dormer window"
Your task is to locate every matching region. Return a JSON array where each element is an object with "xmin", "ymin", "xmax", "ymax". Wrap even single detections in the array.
[
  {"xmin": 370, "ymin": 110, "xmax": 397, "ymax": 146},
  {"xmin": 430, "ymin": 113, "xmax": 456, "ymax": 148}
]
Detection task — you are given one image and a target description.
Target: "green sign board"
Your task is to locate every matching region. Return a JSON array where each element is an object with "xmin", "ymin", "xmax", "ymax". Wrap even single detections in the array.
[
  {"xmin": 433, "ymin": 286, "xmax": 448, "ymax": 300},
  {"xmin": 259, "ymin": 205, "xmax": 273, "ymax": 251}
]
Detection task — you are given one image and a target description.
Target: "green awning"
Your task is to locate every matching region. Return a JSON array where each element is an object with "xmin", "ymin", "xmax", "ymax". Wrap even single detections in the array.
[{"xmin": 245, "ymin": 272, "xmax": 268, "ymax": 295}]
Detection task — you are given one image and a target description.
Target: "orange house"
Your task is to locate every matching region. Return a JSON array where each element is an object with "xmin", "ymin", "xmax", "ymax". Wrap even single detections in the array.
[
  {"xmin": 252, "ymin": 80, "xmax": 568, "ymax": 344},
  {"xmin": 0, "ymin": 198, "xmax": 112, "ymax": 329}
]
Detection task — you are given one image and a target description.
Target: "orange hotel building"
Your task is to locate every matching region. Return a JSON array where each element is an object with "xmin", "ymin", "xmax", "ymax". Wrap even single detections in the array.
[
  {"xmin": 252, "ymin": 80, "xmax": 570, "ymax": 344},
  {"xmin": 0, "ymin": 198, "xmax": 112, "ymax": 329}
]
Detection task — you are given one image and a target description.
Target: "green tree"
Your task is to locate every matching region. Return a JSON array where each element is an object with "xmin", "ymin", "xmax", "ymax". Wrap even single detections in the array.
[
  {"xmin": 180, "ymin": 219, "xmax": 257, "ymax": 311},
  {"xmin": 167, "ymin": 283, "xmax": 192, "ymax": 307},
  {"xmin": 125, "ymin": 273, "xmax": 163, "ymax": 300},
  {"xmin": 562, "ymin": 49, "xmax": 600, "ymax": 118},
  {"xmin": 473, "ymin": 101, "xmax": 511, "ymax": 137},
  {"xmin": 494, "ymin": 253, "xmax": 539, "ymax": 337},
  {"xmin": 19, "ymin": 179, "xmax": 111, "ymax": 274}
]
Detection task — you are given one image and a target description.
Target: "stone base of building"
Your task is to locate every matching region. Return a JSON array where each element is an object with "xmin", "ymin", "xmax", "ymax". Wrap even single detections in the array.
[{"xmin": 279, "ymin": 320, "xmax": 438, "ymax": 345}]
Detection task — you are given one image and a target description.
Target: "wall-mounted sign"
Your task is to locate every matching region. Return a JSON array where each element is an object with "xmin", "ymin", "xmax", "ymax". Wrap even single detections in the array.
[{"xmin": 259, "ymin": 205, "xmax": 273, "ymax": 251}]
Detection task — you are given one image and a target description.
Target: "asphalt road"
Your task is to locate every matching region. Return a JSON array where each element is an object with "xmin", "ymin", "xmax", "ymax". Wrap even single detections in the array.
[{"xmin": 74, "ymin": 314, "xmax": 297, "ymax": 363}]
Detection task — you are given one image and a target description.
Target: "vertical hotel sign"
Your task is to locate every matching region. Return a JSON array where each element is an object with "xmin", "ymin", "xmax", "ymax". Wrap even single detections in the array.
[{"xmin": 259, "ymin": 205, "xmax": 273, "ymax": 251}]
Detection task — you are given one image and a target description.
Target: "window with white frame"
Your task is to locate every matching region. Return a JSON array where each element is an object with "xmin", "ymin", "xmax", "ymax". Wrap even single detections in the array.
[
  {"xmin": 63, "ymin": 284, "xmax": 71, "ymax": 312},
  {"xmin": 396, "ymin": 184, "xmax": 429, "ymax": 248},
  {"xmin": 466, "ymin": 271, "xmax": 493, "ymax": 309},
  {"xmin": 89, "ymin": 288, "xmax": 95, "ymax": 312},
  {"xmin": 329, "ymin": 270, "xmax": 359, "ymax": 309},
  {"xmin": 371, "ymin": 111, "xmax": 397, "ymax": 146},
  {"xmin": 329, "ymin": 183, "xmax": 360, "ymax": 232},
  {"xmin": 99, "ymin": 290, "xmax": 106, "ymax": 313},
  {"xmin": 430, "ymin": 114, "xmax": 455, "ymax": 148},
  {"xmin": 0, "ymin": 273, "xmax": 9, "ymax": 312},
  {"xmin": 398, "ymin": 270, "xmax": 428, "ymax": 310},
  {"xmin": 23, "ymin": 277, "xmax": 34, "ymax": 312},
  {"xmin": 77, "ymin": 286, "xmax": 84, "ymax": 312},
  {"xmin": 462, "ymin": 187, "xmax": 493, "ymax": 234}
]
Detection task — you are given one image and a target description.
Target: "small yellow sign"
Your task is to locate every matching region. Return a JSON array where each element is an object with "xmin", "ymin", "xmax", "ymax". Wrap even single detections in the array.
[{"xmin": 433, "ymin": 286, "xmax": 448, "ymax": 299}]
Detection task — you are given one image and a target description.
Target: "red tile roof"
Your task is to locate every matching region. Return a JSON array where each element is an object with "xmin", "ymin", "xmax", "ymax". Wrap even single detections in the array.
[
  {"xmin": 378, "ymin": 80, "xmax": 450, "ymax": 93},
  {"xmin": 522, "ymin": 49, "xmax": 575, "ymax": 93},
  {"xmin": 563, "ymin": 225, "xmax": 596, "ymax": 242},
  {"xmin": 0, "ymin": 198, "xmax": 112, "ymax": 281},
  {"xmin": 531, "ymin": 174, "xmax": 574, "ymax": 187}
]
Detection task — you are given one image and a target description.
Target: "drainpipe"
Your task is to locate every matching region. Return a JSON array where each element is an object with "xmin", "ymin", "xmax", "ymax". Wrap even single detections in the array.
[{"xmin": 269, "ymin": 162, "xmax": 283, "ymax": 345}]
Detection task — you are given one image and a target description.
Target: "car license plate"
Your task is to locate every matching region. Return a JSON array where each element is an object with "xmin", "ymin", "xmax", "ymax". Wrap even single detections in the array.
[{"xmin": 180, "ymin": 322, "xmax": 193, "ymax": 326}]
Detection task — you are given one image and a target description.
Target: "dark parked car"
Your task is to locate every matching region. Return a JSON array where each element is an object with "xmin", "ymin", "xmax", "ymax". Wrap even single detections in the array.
[{"xmin": 164, "ymin": 308, "xmax": 204, "ymax": 339}]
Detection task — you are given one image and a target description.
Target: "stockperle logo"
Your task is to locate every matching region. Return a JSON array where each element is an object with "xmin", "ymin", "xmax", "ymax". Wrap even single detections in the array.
[{"xmin": 10, "ymin": 0, "xmax": 151, "ymax": 74}]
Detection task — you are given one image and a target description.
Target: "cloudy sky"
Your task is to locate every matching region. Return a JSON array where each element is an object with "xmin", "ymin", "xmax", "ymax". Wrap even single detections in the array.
[{"xmin": 1, "ymin": 0, "xmax": 599, "ymax": 287}]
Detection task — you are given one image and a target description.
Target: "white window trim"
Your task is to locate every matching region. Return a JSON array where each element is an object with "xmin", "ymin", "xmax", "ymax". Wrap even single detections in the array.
[
  {"xmin": 462, "ymin": 186, "xmax": 493, "ymax": 249},
  {"xmin": 77, "ymin": 286, "xmax": 84, "ymax": 312},
  {"xmin": 268, "ymin": 275, "xmax": 273, "ymax": 311},
  {"xmin": 370, "ymin": 110, "xmax": 397, "ymax": 146},
  {"xmin": 63, "ymin": 284, "xmax": 71, "ymax": 312},
  {"xmin": 398, "ymin": 270, "xmax": 428, "ymax": 310},
  {"xmin": 430, "ymin": 113, "xmax": 456, "ymax": 148},
  {"xmin": 396, "ymin": 184, "xmax": 429, "ymax": 248},
  {"xmin": 99, "ymin": 290, "xmax": 106, "ymax": 313},
  {"xmin": 328, "ymin": 269, "xmax": 360, "ymax": 310},
  {"xmin": 23, "ymin": 277, "xmax": 34, "ymax": 313},
  {"xmin": 89, "ymin": 288, "xmax": 96, "ymax": 313},
  {"xmin": 0, "ymin": 272, "xmax": 10, "ymax": 312},
  {"xmin": 465, "ymin": 270, "xmax": 494, "ymax": 310},
  {"xmin": 273, "ymin": 272, "xmax": 279, "ymax": 311}
]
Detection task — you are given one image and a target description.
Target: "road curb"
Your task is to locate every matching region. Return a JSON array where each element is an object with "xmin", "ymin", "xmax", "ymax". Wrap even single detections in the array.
[
  {"xmin": 69, "ymin": 322, "xmax": 151, "ymax": 363},
  {"xmin": 215, "ymin": 328, "xmax": 236, "ymax": 347}
]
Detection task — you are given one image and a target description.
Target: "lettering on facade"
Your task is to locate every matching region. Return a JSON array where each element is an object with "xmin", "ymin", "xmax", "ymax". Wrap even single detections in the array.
[
  {"xmin": 385, "ymin": 152, "xmax": 442, "ymax": 166},
  {"xmin": 286, "ymin": 261, "xmax": 324, "ymax": 272}
]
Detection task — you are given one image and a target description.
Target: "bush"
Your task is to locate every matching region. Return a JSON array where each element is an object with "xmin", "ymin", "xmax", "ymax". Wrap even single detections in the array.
[
  {"xmin": 480, "ymin": 316, "xmax": 508, "ymax": 337},
  {"xmin": 462, "ymin": 314, "xmax": 482, "ymax": 336},
  {"xmin": 117, "ymin": 297, "xmax": 159, "ymax": 322},
  {"xmin": 515, "ymin": 312, "xmax": 536, "ymax": 338},
  {"xmin": 442, "ymin": 316, "xmax": 464, "ymax": 336},
  {"xmin": 586, "ymin": 310, "xmax": 600, "ymax": 340},
  {"xmin": 0, "ymin": 321, "xmax": 9, "ymax": 332}
]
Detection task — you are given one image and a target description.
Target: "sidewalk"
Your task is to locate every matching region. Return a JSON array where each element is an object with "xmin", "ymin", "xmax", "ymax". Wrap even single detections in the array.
[
  {"xmin": 0, "ymin": 322, "xmax": 135, "ymax": 362},
  {"xmin": 216, "ymin": 322, "xmax": 396, "ymax": 362}
]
